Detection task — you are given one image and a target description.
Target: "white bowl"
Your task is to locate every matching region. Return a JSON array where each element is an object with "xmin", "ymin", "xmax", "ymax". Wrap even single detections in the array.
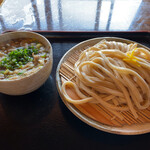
[{"xmin": 0, "ymin": 31, "xmax": 53, "ymax": 95}]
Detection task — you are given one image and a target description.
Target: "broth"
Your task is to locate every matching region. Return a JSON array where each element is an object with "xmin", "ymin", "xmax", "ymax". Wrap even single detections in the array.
[{"xmin": 0, "ymin": 38, "xmax": 49, "ymax": 80}]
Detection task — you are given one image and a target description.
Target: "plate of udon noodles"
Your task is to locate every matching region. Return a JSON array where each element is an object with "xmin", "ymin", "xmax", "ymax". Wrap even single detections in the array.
[{"xmin": 56, "ymin": 37, "xmax": 150, "ymax": 135}]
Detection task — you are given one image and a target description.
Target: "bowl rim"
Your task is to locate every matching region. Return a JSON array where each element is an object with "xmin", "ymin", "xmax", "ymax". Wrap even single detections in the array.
[
  {"xmin": 0, "ymin": 31, "xmax": 53, "ymax": 82},
  {"xmin": 56, "ymin": 36, "xmax": 150, "ymax": 135}
]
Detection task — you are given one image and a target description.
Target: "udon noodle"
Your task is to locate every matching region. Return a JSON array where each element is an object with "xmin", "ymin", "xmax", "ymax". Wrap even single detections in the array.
[{"xmin": 61, "ymin": 39, "xmax": 150, "ymax": 120}]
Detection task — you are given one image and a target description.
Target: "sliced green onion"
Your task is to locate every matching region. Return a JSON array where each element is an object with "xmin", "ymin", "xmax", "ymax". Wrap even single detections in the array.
[
  {"xmin": 41, "ymin": 54, "xmax": 46, "ymax": 58},
  {"xmin": 0, "ymin": 45, "xmax": 40, "ymax": 70},
  {"xmin": 17, "ymin": 72, "xmax": 24, "ymax": 75},
  {"xmin": 0, "ymin": 71, "xmax": 4, "ymax": 74}
]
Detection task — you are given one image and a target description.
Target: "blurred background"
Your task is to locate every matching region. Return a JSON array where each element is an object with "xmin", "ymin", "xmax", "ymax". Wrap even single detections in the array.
[{"xmin": 0, "ymin": 0, "xmax": 149, "ymax": 33}]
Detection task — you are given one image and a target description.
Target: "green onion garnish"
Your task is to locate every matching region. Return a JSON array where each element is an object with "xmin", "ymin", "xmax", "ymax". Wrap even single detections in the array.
[{"xmin": 0, "ymin": 46, "xmax": 39, "ymax": 70}]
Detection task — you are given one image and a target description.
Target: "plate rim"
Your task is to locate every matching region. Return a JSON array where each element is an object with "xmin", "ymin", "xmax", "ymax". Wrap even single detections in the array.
[{"xmin": 56, "ymin": 37, "xmax": 150, "ymax": 135}]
